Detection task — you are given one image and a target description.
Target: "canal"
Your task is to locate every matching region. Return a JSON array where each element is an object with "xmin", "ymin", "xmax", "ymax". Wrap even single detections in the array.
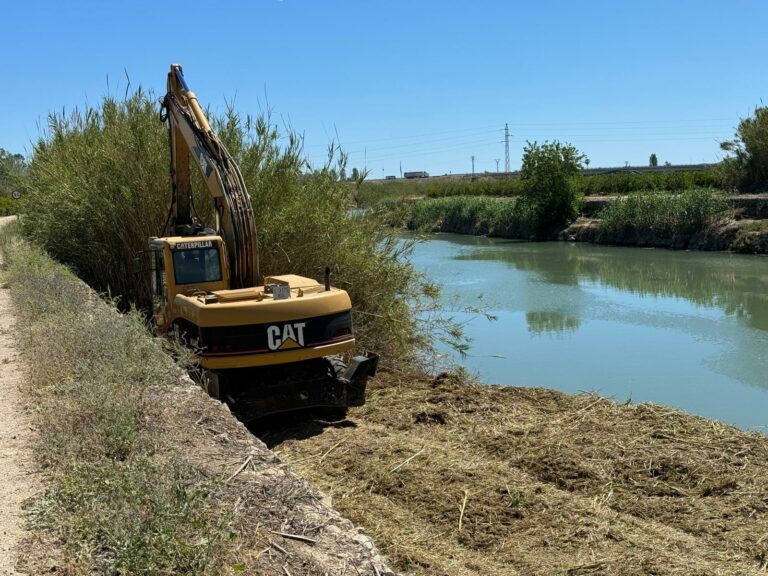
[{"xmin": 409, "ymin": 233, "xmax": 768, "ymax": 431}]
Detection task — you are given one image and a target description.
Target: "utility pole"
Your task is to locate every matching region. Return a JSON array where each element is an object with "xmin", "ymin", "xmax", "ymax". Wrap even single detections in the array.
[
  {"xmin": 399, "ymin": 161, "xmax": 402, "ymax": 178},
  {"xmin": 471, "ymin": 155, "xmax": 475, "ymax": 178},
  {"xmin": 504, "ymin": 123, "xmax": 510, "ymax": 173},
  {"xmin": 494, "ymin": 158, "xmax": 500, "ymax": 173}
]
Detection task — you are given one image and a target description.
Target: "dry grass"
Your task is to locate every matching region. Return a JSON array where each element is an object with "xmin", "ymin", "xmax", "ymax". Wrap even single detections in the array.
[{"xmin": 270, "ymin": 369, "xmax": 768, "ymax": 575}]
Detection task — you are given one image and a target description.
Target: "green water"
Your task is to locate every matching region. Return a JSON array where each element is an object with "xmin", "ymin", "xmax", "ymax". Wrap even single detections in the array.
[{"xmin": 409, "ymin": 233, "xmax": 768, "ymax": 431}]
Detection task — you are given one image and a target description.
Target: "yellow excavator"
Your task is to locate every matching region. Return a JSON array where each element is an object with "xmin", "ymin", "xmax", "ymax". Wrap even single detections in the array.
[{"xmin": 148, "ymin": 64, "xmax": 376, "ymax": 420}]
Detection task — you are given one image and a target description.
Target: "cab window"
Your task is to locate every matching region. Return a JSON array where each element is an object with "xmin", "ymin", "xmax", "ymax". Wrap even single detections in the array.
[{"xmin": 172, "ymin": 247, "xmax": 222, "ymax": 285}]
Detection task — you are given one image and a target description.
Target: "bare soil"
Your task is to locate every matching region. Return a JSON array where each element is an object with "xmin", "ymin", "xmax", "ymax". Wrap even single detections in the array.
[
  {"xmin": 0, "ymin": 216, "xmax": 41, "ymax": 576},
  {"xmin": 268, "ymin": 369, "xmax": 768, "ymax": 575}
]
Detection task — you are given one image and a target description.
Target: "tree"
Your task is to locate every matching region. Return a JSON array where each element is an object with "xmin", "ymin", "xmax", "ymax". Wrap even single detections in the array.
[
  {"xmin": 720, "ymin": 106, "xmax": 768, "ymax": 191},
  {"xmin": 351, "ymin": 167, "xmax": 360, "ymax": 181},
  {"xmin": 0, "ymin": 149, "xmax": 26, "ymax": 196},
  {"xmin": 519, "ymin": 141, "xmax": 586, "ymax": 237},
  {"xmin": 649, "ymin": 153, "xmax": 658, "ymax": 167}
]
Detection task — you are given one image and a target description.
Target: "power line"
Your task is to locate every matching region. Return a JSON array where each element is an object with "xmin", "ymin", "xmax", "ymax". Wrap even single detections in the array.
[
  {"xmin": 301, "ymin": 123, "xmax": 502, "ymax": 149},
  {"xmin": 347, "ymin": 136, "xmax": 502, "ymax": 163},
  {"xmin": 340, "ymin": 128, "xmax": 501, "ymax": 155},
  {"xmin": 304, "ymin": 116, "xmax": 735, "ymax": 169}
]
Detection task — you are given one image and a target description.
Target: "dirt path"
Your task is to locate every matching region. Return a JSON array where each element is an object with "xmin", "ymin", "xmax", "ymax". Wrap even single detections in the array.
[{"xmin": 0, "ymin": 216, "xmax": 40, "ymax": 576}]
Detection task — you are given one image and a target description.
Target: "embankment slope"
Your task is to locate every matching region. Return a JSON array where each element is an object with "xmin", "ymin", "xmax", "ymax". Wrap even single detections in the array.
[{"xmin": 1, "ymin": 227, "xmax": 398, "ymax": 576}]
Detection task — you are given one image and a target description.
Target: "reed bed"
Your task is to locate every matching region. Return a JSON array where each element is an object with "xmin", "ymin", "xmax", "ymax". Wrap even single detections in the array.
[
  {"xmin": 407, "ymin": 196, "xmax": 533, "ymax": 238},
  {"xmin": 19, "ymin": 89, "xmax": 432, "ymax": 360},
  {"xmin": 597, "ymin": 188, "xmax": 732, "ymax": 245}
]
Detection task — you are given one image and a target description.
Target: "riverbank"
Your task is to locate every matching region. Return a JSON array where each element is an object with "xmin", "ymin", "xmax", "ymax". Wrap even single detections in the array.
[
  {"xmin": 271, "ymin": 368, "xmax": 768, "ymax": 575},
  {"xmin": 403, "ymin": 193, "xmax": 768, "ymax": 254},
  {"xmin": 562, "ymin": 216, "xmax": 768, "ymax": 252}
]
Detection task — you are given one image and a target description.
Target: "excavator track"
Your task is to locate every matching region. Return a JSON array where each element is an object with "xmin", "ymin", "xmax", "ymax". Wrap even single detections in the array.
[{"xmin": 203, "ymin": 354, "xmax": 378, "ymax": 422}]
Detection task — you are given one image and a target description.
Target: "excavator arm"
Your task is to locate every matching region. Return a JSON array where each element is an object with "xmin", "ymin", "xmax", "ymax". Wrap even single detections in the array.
[{"xmin": 161, "ymin": 64, "xmax": 259, "ymax": 288}]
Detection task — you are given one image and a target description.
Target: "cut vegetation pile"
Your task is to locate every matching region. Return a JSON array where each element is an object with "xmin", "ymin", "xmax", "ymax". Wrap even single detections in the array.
[{"xmin": 270, "ymin": 370, "xmax": 768, "ymax": 575}]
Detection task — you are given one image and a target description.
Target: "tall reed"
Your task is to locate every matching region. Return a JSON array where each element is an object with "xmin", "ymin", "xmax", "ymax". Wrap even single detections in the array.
[
  {"xmin": 20, "ymin": 88, "xmax": 432, "ymax": 359},
  {"xmin": 597, "ymin": 188, "xmax": 732, "ymax": 243},
  {"xmin": 408, "ymin": 196, "xmax": 533, "ymax": 238}
]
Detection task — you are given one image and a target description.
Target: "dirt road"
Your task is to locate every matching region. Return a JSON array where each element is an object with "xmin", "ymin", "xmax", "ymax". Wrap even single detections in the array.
[{"xmin": 0, "ymin": 216, "xmax": 40, "ymax": 576}]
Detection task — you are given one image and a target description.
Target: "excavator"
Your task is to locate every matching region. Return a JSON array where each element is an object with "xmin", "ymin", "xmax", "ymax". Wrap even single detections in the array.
[{"xmin": 147, "ymin": 64, "xmax": 377, "ymax": 421}]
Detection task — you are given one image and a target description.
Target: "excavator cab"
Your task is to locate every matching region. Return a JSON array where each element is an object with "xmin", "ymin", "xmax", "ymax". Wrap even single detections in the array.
[{"xmin": 149, "ymin": 236, "xmax": 229, "ymax": 331}]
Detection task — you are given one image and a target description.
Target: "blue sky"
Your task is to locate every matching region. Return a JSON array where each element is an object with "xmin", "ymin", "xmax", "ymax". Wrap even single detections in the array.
[{"xmin": 1, "ymin": 0, "xmax": 766, "ymax": 176}]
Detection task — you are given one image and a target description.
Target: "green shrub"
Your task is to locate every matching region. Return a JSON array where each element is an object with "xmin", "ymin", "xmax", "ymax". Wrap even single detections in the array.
[
  {"xmin": 519, "ymin": 141, "xmax": 585, "ymax": 237},
  {"xmin": 0, "ymin": 196, "xmax": 16, "ymax": 216},
  {"xmin": 720, "ymin": 106, "xmax": 768, "ymax": 192}
]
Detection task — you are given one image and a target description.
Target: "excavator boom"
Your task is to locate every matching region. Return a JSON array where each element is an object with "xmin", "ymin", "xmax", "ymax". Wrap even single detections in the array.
[{"xmin": 162, "ymin": 64, "xmax": 259, "ymax": 288}]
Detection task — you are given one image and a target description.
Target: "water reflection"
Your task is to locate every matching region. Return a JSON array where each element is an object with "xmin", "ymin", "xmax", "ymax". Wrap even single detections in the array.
[
  {"xmin": 526, "ymin": 311, "xmax": 580, "ymax": 336},
  {"xmin": 455, "ymin": 242, "xmax": 768, "ymax": 332},
  {"xmin": 409, "ymin": 234, "xmax": 768, "ymax": 429}
]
